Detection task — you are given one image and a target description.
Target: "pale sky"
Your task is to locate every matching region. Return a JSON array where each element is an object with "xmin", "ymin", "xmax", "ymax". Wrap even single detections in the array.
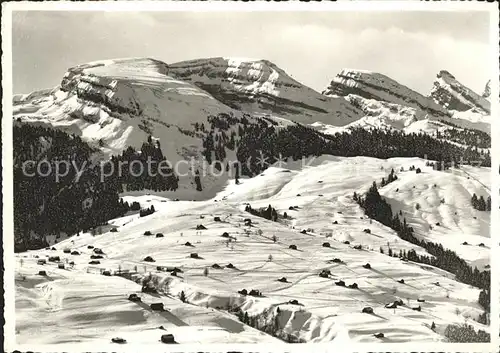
[{"xmin": 12, "ymin": 11, "xmax": 491, "ymax": 95}]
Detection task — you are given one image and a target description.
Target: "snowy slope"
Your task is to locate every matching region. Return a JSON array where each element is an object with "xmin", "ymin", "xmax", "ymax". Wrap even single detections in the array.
[
  {"xmin": 168, "ymin": 57, "xmax": 363, "ymax": 126},
  {"xmin": 15, "ymin": 156, "xmax": 489, "ymax": 345},
  {"xmin": 430, "ymin": 70, "xmax": 491, "ymax": 114},
  {"xmin": 218, "ymin": 156, "xmax": 490, "ymax": 270},
  {"xmin": 13, "ymin": 59, "xmax": 491, "ymax": 169}
]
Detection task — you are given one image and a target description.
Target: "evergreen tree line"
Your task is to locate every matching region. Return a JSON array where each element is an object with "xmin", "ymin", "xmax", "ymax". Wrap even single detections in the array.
[
  {"xmin": 245, "ymin": 204, "xmax": 279, "ymax": 222},
  {"xmin": 13, "ymin": 125, "xmax": 178, "ymax": 252},
  {"xmin": 200, "ymin": 113, "xmax": 244, "ymax": 165},
  {"xmin": 130, "ymin": 201, "xmax": 141, "ymax": 211},
  {"xmin": 478, "ymin": 288, "xmax": 490, "ymax": 312},
  {"xmin": 14, "ymin": 111, "xmax": 490, "ymax": 252},
  {"xmin": 471, "ymin": 193, "xmax": 491, "ymax": 211},
  {"xmin": 355, "ymin": 178, "xmax": 490, "ymax": 312},
  {"xmin": 444, "ymin": 323, "xmax": 490, "ymax": 343}
]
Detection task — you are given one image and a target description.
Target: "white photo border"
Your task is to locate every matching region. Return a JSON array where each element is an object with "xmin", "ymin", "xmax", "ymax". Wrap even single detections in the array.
[{"xmin": 2, "ymin": 1, "xmax": 499, "ymax": 352}]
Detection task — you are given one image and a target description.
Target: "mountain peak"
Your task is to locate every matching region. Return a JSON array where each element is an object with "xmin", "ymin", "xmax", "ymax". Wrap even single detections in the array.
[
  {"xmin": 430, "ymin": 70, "xmax": 490, "ymax": 114},
  {"xmin": 168, "ymin": 57, "xmax": 362, "ymax": 126},
  {"xmin": 482, "ymin": 79, "xmax": 491, "ymax": 99},
  {"xmin": 222, "ymin": 56, "xmax": 267, "ymax": 63}
]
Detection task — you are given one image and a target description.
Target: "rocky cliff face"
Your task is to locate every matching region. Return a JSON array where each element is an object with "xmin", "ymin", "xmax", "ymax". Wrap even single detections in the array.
[
  {"xmin": 168, "ymin": 57, "xmax": 362, "ymax": 126},
  {"xmin": 323, "ymin": 69, "xmax": 450, "ymax": 118},
  {"xmin": 430, "ymin": 70, "xmax": 490, "ymax": 114},
  {"xmin": 14, "ymin": 57, "xmax": 492, "ymax": 163},
  {"xmin": 12, "ymin": 57, "xmax": 492, "ymax": 206}
]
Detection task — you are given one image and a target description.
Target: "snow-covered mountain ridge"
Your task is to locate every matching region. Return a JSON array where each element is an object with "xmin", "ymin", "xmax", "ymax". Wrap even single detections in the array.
[
  {"xmin": 14, "ymin": 57, "xmax": 491, "ymax": 156},
  {"xmin": 168, "ymin": 57, "xmax": 363, "ymax": 126},
  {"xmin": 15, "ymin": 157, "xmax": 490, "ymax": 345},
  {"xmin": 13, "ymin": 58, "xmax": 239, "ymax": 162}
]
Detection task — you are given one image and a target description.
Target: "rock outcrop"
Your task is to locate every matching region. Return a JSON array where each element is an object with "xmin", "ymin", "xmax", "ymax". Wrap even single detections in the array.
[
  {"xmin": 430, "ymin": 70, "xmax": 490, "ymax": 114},
  {"xmin": 13, "ymin": 57, "xmax": 236, "ymax": 162},
  {"xmin": 323, "ymin": 69, "xmax": 450, "ymax": 118},
  {"xmin": 482, "ymin": 80, "xmax": 490, "ymax": 99}
]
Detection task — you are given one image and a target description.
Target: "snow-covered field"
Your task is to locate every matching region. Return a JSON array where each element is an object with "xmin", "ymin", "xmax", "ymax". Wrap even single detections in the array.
[{"xmin": 15, "ymin": 156, "xmax": 490, "ymax": 345}]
